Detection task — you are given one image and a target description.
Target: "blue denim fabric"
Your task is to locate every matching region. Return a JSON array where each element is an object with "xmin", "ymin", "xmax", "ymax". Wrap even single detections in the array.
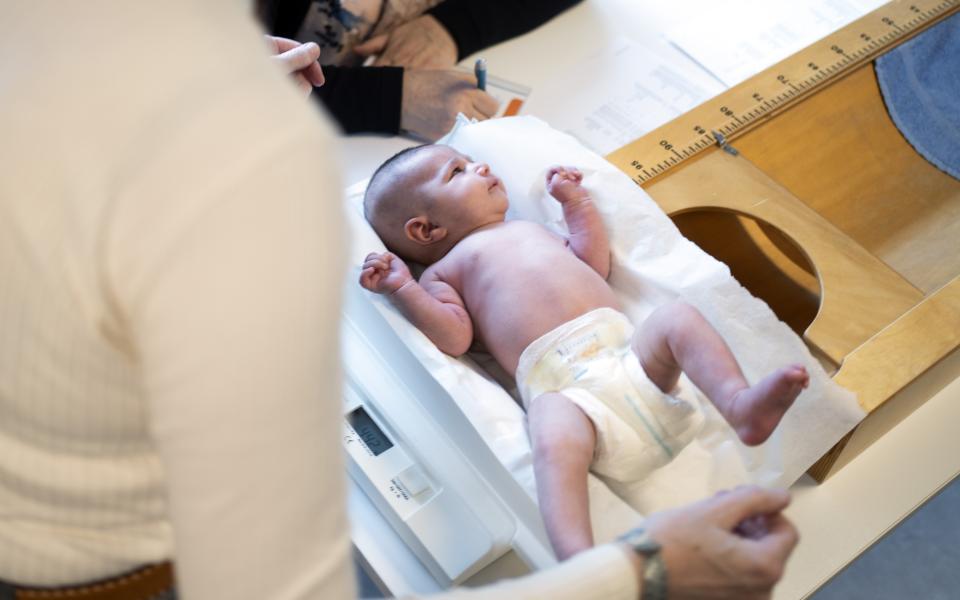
[{"xmin": 875, "ymin": 11, "xmax": 960, "ymax": 180}]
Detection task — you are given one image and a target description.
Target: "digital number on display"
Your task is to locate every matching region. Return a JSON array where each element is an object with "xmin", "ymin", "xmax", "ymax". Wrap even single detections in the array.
[{"xmin": 347, "ymin": 406, "xmax": 394, "ymax": 457}]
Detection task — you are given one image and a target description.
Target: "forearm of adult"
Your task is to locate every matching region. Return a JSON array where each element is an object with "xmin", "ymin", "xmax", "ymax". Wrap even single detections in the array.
[
  {"xmin": 391, "ymin": 281, "xmax": 474, "ymax": 356},
  {"xmin": 563, "ymin": 197, "xmax": 611, "ymax": 279},
  {"xmin": 427, "ymin": 0, "xmax": 583, "ymax": 59},
  {"xmin": 313, "ymin": 65, "xmax": 403, "ymax": 134},
  {"xmin": 413, "ymin": 544, "xmax": 640, "ymax": 599}
]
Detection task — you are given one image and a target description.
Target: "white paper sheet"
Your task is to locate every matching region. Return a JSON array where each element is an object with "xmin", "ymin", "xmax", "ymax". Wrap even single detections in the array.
[
  {"xmin": 666, "ymin": 0, "xmax": 887, "ymax": 87},
  {"xmin": 523, "ymin": 37, "xmax": 725, "ymax": 155}
]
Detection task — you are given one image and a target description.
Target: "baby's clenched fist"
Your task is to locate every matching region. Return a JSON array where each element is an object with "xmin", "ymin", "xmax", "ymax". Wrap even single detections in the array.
[
  {"xmin": 546, "ymin": 166, "xmax": 590, "ymax": 205},
  {"xmin": 359, "ymin": 251, "xmax": 414, "ymax": 295}
]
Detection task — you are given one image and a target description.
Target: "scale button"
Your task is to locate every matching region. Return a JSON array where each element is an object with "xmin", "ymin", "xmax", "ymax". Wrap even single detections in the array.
[{"xmin": 397, "ymin": 465, "xmax": 431, "ymax": 496}]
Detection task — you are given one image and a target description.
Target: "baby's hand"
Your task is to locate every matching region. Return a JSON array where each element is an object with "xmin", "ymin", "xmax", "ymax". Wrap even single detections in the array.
[
  {"xmin": 359, "ymin": 252, "xmax": 414, "ymax": 295},
  {"xmin": 546, "ymin": 166, "xmax": 590, "ymax": 205}
]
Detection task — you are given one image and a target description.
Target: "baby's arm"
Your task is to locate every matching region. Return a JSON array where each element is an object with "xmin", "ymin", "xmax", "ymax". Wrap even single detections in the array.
[
  {"xmin": 527, "ymin": 392, "xmax": 597, "ymax": 561},
  {"xmin": 359, "ymin": 252, "xmax": 473, "ymax": 356},
  {"xmin": 546, "ymin": 166, "xmax": 611, "ymax": 279}
]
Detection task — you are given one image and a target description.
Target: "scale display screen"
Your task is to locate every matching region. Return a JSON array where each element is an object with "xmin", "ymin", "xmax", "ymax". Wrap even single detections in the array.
[{"xmin": 348, "ymin": 406, "xmax": 394, "ymax": 456}]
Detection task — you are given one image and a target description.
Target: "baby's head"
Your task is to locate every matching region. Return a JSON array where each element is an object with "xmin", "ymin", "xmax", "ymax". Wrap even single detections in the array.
[{"xmin": 364, "ymin": 144, "xmax": 509, "ymax": 264}]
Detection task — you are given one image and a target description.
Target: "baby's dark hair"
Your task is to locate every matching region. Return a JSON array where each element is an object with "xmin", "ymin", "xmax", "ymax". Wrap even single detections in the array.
[
  {"xmin": 362, "ymin": 143, "xmax": 439, "ymax": 264},
  {"xmin": 367, "ymin": 144, "xmax": 431, "ymax": 187},
  {"xmin": 362, "ymin": 143, "xmax": 432, "ymax": 223}
]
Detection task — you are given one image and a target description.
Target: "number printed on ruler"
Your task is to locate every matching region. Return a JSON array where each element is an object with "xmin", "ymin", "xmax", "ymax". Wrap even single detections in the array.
[{"xmin": 606, "ymin": 0, "xmax": 960, "ymax": 185}]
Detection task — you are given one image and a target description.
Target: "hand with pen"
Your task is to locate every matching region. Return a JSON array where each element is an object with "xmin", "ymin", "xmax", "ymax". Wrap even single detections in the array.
[{"xmin": 400, "ymin": 69, "xmax": 498, "ymax": 141}]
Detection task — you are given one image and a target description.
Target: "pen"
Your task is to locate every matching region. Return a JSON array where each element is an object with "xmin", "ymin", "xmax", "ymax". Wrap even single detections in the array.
[{"xmin": 474, "ymin": 58, "xmax": 487, "ymax": 91}]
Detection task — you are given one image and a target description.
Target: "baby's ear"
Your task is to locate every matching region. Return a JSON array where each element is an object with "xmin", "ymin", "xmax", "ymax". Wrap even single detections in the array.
[{"xmin": 405, "ymin": 216, "xmax": 447, "ymax": 245}]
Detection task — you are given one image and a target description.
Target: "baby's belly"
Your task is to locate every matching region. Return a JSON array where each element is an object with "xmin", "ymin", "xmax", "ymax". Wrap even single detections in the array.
[{"xmin": 468, "ymin": 266, "xmax": 621, "ymax": 375}]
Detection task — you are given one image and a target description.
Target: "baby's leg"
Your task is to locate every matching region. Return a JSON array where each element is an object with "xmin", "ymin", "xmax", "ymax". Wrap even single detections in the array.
[
  {"xmin": 527, "ymin": 392, "xmax": 596, "ymax": 560},
  {"xmin": 631, "ymin": 301, "xmax": 809, "ymax": 446}
]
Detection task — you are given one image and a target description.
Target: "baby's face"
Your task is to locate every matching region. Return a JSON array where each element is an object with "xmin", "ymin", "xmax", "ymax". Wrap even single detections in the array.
[{"xmin": 410, "ymin": 145, "xmax": 509, "ymax": 229}]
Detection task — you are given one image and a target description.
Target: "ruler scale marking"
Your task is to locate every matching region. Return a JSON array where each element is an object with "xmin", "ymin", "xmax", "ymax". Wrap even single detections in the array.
[{"xmin": 606, "ymin": 0, "xmax": 960, "ymax": 184}]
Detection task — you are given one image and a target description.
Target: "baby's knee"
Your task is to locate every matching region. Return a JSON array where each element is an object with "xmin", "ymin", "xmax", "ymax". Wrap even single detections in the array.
[
  {"xmin": 655, "ymin": 300, "xmax": 709, "ymax": 338},
  {"xmin": 658, "ymin": 300, "xmax": 702, "ymax": 322},
  {"xmin": 637, "ymin": 300, "xmax": 703, "ymax": 343}
]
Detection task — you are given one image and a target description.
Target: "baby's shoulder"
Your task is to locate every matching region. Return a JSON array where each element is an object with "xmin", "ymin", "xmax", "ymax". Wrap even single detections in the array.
[{"xmin": 424, "ymin": 249, "xmax": 472, "ymax": 285}]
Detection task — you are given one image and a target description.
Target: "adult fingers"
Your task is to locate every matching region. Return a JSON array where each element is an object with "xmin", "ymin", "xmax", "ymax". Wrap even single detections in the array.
[
  {"xmin": 269, "ymin": 36, "xmax": 301, "ymax": 54},
  {"xmin": 748, "ymin": 513, "xmax": 800, "ymax": 565},
  {"xmin": 304, "ymin": 60, "xmax": 325, "ymax": 87},
  {"xmin": 377, "ymin": 37, "xmax": 426, "ymax": 69},
  {"xmin": 708, "ymin": 486, "xmax": 791, "ymax": 529},
  {"xmin": 277, "ymin": 42, "xmax": 321, "ymax": 74},
  {"xmin": 355, "ymin": 34, "xmax": 389, "ymax": 58},
  {"xmin": 292, "ymin": 72, "xmax": 312, "ymax": 96},
  {"xmin": 472, "ymin": 91, "xmax": 499, "ymax": 119},
  {"xmin": 728, "ymin": 518, "xmax": 798, "ymax": 591}
]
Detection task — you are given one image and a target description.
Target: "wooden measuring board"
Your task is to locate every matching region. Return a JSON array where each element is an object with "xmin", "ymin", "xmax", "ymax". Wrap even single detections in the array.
[
  {"xmin": 605, "ymin": 0, "xmax": 960, "ymax": 481},
  {"xmin": 606, "ymin": 0, "xmax": 959, "ymax": 184}
]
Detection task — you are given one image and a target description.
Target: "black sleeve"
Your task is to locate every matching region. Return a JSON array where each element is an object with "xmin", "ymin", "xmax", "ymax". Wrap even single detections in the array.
[
  {"xmin": 312, "ymin": 65, "xmax": 404, "ymax": 134},
  {"xmin": 427, "ymin": 0, "xmax": 583, "ymax": 60},
  {"xmin": 261, "ymin": 0, "xmax": 312, "ymax": 38}
]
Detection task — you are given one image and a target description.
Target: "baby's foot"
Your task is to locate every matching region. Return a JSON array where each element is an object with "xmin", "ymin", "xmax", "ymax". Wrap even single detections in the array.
[
  {"xmin": 546, "ymin": 166, "xmax": 590, "ymax": 205},
  {"xmin": 727, "ymin": 364, "xmax": 809, "ymax": 446}
]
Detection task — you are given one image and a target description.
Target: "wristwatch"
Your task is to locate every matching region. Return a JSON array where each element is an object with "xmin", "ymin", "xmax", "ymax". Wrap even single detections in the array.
[{"xmin": 618, "ymin": 526, "xmax": 667, "ymax": 600}]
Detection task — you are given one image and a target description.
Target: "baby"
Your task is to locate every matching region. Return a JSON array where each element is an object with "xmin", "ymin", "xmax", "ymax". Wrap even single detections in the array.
[{"xmin": 359, "ymin": 143, "xmax": 809, "ymax": 560}]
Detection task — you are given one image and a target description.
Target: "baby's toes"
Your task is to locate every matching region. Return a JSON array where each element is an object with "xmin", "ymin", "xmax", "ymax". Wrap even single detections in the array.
[{"xmin": 786, "ymin": 365, "xmax": 809, "ymax": 389}]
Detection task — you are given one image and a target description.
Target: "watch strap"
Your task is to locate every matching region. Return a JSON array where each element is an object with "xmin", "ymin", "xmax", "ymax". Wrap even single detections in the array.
[
  {"xmin": 619, "ymin": 527, "xmax": 667, "ymax": 600},
  {"xmin": 640, "ymin": 549, "xmax": 667, "ymax": 600}
]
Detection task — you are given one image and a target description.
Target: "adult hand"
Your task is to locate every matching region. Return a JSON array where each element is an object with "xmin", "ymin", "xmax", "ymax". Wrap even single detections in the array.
[
  {"xmin": 401, "ymin": 69, "xmax": 499, "ymax": 141},
  {"xmin": 640, "ymin": 486, "xmax": 799, "ymax": 600},
  {"xmin": 265, "ymin": 36, "xmax": 325, "ymax": 96},
  {"xmin": 354, "ymin": 15, "xmax": 457, "ymax": 69}
]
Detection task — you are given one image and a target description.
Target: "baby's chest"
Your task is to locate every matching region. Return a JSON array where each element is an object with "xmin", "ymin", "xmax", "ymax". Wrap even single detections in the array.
[
  {"xmin": 485, "ymin": 223, "xmax": 565, "ymax": 252},
  {"xmin": 458, "ymin": 228, "xmax": 573, "ymax": 277}
]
